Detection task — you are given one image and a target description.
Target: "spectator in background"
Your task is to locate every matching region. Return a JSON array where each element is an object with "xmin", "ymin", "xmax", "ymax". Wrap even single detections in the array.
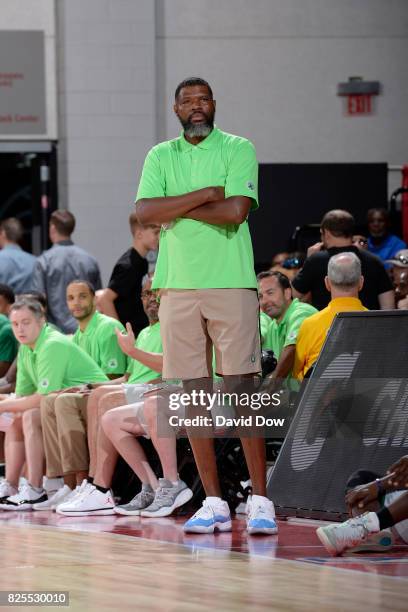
[
  {"xmin": 352, "ymin": 235, "xmax": 368, "ymax": 250},
  {"xmin": 258, "ymin": 271, "xmax": 316, "ymax": 382},
  {"xmin": 386, "ymin": 249, "xmax": 408, "ymax": 309},
  {"xmin": 292, "ymin": 209, "xmax": 394, "ymax": 310},
  {"xmin": 32, "ymin": 210, "xmax": 102, "ymax": 333},
  {"xmin": 367, "ymin": 208, "xmax": 406, "ymax": 264},
  {"xmin": 271, "ymin": 251, "xmax": 289, "ymax": 267},
  {"xmin": 293, "ymin": 252, "xmax": 367, "ymax": 381},
  {"xmin": 98, "ymin": 212, "xmax": 160, "ymax": 336},
  {"xmin": 0, "ymin": 285, "xmax": 18, "ymax": 378},
  {"xmin": 0, "ymin": 218, "xmax": 36, "ymax": 293}
]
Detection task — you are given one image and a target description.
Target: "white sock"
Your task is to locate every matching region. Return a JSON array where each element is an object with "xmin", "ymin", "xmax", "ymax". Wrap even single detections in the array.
[
  {"xmin": 251, "ymin": 494, "xmax": 271, "ymax": 505},
  {"xmin": 206, "ymin": 496, "xmax": 224, "ymax": 505}
]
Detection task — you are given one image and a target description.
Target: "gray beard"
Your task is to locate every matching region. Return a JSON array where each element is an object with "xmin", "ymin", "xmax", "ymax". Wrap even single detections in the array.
[{"xmin": 183, "ymin": 123, "xmax": 213, "ymax": 139}]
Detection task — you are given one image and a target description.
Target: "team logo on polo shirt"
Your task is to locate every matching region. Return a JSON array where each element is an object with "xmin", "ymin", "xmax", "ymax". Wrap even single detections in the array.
[
  {"xmin": 287, "ymin": 331, "xmax": 297, "ymax": 342},
  {"xmin": 247, "ymin": 181, "xmax": 255, "ymax": 191},
  {"xmin": 108, "ymin": 358, "xmax": 118, "ymax": 369},
  {"xmin": 40, "ymin": 378, "xmax": 50, "ymax": 390}
]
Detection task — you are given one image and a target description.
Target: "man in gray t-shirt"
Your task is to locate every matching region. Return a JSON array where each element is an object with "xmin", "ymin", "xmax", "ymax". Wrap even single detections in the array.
[{"xmin": 32, "ymin": 210, "xmax": 102, "ymax": 333}]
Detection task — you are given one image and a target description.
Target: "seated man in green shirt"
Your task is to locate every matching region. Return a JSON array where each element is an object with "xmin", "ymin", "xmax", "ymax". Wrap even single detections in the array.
[
  {"xmin": 258, "ymin": 270, "xmax": 317, "ymax": 383},
  {"xmin": 55, "ymin": 275, "xmax": 192, "ymax": 517},
  {"xmin": 0, "ymin": 298, "xmax": 108, "ymax": 510},
  {"xmin": 36, "ymin": 280, "xmax": 128, "ymax": 511}
]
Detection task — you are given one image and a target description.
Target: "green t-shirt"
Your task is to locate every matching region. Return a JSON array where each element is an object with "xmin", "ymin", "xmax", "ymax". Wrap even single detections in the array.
[
  {"xmin": 263, "ymin": 299, "xmax": 318, "ymax": 359},
  {"xmin": 0, "ymin": 314, "xmax": 18, "ymax": 363},
  {"xmin": 72, "ymin": 311, "xmax": 127, "ymax": 375},
  {"xmin": 127, "ymin": 321, "xmax": 162, "ymax": 384},
  {"xmin": 16, "ymin": 324, "xmax": 108, "ymax": 396},
  {"xmin": 136, "ymin": 127, "xmax": 259, "ymax": 290}
]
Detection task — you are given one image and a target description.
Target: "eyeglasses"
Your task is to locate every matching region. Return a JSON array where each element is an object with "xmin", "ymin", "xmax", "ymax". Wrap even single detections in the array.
[{"xmin": 282, "ymin": 257, "xmax": 302, "ymax": 270}]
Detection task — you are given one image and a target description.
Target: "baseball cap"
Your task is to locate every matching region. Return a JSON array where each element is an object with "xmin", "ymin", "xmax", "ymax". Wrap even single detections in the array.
[{"xmin": 386, "ymin": 249, "xmax": 408, "ymax": 267}]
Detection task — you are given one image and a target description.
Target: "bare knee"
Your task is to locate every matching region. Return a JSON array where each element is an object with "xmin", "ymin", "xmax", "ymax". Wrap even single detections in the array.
[{"xmin": 22, "ymin": 408, "xmax": 41, "ymax": 431}]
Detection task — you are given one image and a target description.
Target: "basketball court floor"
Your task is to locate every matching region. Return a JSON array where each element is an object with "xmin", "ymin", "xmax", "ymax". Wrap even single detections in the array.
[{"xmin": 0, "ymin": 512, "xmax": 407, "ymax": 610}]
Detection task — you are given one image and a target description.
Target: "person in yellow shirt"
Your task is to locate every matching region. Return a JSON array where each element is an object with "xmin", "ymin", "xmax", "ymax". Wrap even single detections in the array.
[{"xmin": 293, "ymin": 252, "xmax": 367, "ymax": 380}]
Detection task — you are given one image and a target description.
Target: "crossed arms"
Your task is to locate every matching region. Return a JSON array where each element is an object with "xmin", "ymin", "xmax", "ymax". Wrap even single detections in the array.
[{"xmin": 136, "ymin": 187, "xmax": 252, "ymax": 226}]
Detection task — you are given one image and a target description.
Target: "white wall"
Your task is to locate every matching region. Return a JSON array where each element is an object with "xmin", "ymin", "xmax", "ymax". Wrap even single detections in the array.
[
  {"xmin": 56, "ymin": 0, "xmax": 156, "ymax": 282},
  {"xmin": 156, "ymin": 0, "xmax": 408, "ymax": 171}
]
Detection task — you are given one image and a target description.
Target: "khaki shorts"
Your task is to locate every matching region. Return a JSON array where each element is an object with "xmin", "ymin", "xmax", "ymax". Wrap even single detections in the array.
[{"xmin": 159, "ymin": 288, "xmax": 261, "ymax": 380}]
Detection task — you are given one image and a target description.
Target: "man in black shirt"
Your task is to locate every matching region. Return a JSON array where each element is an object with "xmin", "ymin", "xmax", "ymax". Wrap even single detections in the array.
[
  {"xmin": 292, "ymin": 209, "xmax": 394, "ymax": 310},
  {"xmin": 98, "ymin": 213, "xmax": 160, "ymax": 336}
]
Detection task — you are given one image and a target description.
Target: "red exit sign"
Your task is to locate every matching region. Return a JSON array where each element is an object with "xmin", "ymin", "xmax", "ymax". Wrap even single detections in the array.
[{"xmin": 346, "ymin": 94, "xmax": 373, "ymax": 116}]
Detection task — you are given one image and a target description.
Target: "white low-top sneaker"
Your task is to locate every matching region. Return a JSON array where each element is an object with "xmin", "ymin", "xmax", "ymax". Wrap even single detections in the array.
[
  {"xmin": 0, "ymin": 480, "xmax": 18, "ymax": 504},
  {"xmin": 56, "ymin": 480, "xmax": 91, "ymax": 512},
  {"xmin": 56, "ymin": 485, "xmax": 115, "ymax": 516},
  {"xmin": 0, "ymin": 483, "xmax": 47, "ymax": 511},
  {"xmin": 33, "ymin": 485, "xmax": 73, "ymax": 511}
]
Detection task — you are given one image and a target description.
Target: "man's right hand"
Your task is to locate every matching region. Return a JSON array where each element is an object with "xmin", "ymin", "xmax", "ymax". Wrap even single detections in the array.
[
  {"xmin": 345, "ymin": 482, "xmax": 379, "ymax": 513},
  {"xmin": 307, "ymin": 242, "xmax": 324, "ymax": 257}
]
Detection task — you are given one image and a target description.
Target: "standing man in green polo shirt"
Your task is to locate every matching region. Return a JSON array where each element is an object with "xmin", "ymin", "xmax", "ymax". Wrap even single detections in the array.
[
  {"xmin": 135, "ymin": 77, "xmax": 277, "ymax": 535},
  {"xmin": 258, "ymin": 271, "xmax": 317, "ymax": 382},
  {"xmin": 0, "ymin": 298, "xmax": 108, "ymax": 510},
  {"xmin": 36, "ymin": 280, "xmax": 127, "ymax": 511}
]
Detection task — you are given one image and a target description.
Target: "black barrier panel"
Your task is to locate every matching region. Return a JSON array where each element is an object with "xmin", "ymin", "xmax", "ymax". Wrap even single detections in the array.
[{"xmin": 267, "ymin": 311, "xmax": 408, "ymax": 520}]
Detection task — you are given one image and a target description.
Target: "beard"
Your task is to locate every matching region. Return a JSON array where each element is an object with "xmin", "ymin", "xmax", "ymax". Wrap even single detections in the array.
[{"xmin": 178, "ymin": 111, "xmax": 215, "ymax": 139}]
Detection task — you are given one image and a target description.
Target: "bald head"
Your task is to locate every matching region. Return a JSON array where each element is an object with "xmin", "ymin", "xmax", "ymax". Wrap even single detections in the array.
[{"xmin": 326, "ymin": 252, "xmax": 363, "ymax": 297}]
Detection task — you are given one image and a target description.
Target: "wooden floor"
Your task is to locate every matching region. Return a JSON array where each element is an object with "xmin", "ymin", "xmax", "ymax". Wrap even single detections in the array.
[{"xmin": 0, "ymin": 513, "xmax": 407, "ymax": 611}]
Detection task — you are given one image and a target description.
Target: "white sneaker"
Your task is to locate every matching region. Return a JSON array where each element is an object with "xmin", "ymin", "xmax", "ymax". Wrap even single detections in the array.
[
  {"xmin": 56, "ymin": 485, "xmax": 115, "ymax": 516},
  {"xmin": 0, "ymin": 480, "xmax": 18, "ymax": 503},
  {"xmin": 317, "ymin": 512, "xmax": 380, "ymax": 556},
  {"xmin": 33, "ymin": 485, "xmax": 73, "ymax": 511},
  {"xmin": 246, "ymin": 496, "xmax": 278, "ymax": 535},
  {"xmin": 183, "ymin": 498, "xmax": 232, "ymax": 533},
  {"xmin": 56, "ymin": 480, "xmax": 90, "ymax": 512},
  {"xmin": 0, "ymin": 483, "xmax": 47, "ymax": 511}
]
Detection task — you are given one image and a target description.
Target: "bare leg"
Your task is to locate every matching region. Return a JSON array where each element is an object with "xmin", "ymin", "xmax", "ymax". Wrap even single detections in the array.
[
  {"xmin": 102, "ymin": 405, "xmax": 158, "ymax": 489},
  {"xmin": 224, "ymin": 375, "xmax": 267, "ymax": 497},
  {"xmin": 143, "ymin": 394, "xmax": 178, "ymax": 482},
  {"xmin": 184, "ymin": 378, "xmax": 221, "ymax": 497},
  {"xmin": 5, "ymin": 417, "xmax": 25, "ymax": 487},
  {"xmin": 93, "ymin": 390, "xmax": 126, "ymax": 488},
  {"xmin": 87, "ymin": 385, "xmax": 120, "ymax": 478},
  {"xmin": 22, "ymin": 408, "xmax": 44, "ymax": 488}
]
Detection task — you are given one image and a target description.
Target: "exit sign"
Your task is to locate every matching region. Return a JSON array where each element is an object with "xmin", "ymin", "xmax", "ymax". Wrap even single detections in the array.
[{"xmin": 346, "ymin": 94, "xmax": 373, "ymax": 116}]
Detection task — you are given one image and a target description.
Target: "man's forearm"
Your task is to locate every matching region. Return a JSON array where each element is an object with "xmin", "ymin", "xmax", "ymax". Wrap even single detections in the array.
[
  {"xmin": 272, "ymin": 345, "xmax": 296, "ymax": 380},
  {"xmin": 0, "ymin": 393, "xmax": 41, "ymax": 413},
  {"xmin": 136, "ymin": 187, "xmax": 217, "ymax": 225},
  {"xmin": 128, "ymin": 348, "xmax": 163, "ymax": 373},
  {"xmin": 183, "ymin": 197, "xmax": 250, "ymax": 225}
]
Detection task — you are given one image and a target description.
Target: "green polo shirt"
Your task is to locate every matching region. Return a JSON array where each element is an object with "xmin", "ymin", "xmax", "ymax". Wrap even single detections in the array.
[
  {"xmin": 127, "ymin": 321, "xmax": 162, "ymax": 384},
  {"xmin": 136, "ymin": 127, "xmax": 259, "ymax": 290},
  {"xmin": 72, "ymin": 311, "xmax": 127, "ymax": 375},
  {"xmin": 263, "ymin": 299, "xmax": 318, "ymax": 359},
  {"xmin": 0, "ymin": 314, "xmax": 18, "ymax": 363},
  {"xmin": 15, "ymin": 324, "xmax": 108, "ymax": 396}
]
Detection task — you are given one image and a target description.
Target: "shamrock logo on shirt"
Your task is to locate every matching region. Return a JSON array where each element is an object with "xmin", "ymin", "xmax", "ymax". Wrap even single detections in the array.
[
  {"xmin": 247, "ymin": 181, "xmax": 255, "ymax": 191},
  {"xmin": 40, "ymin": 379, "xmax": 49, "ymax": 389},
  {"xmin": 108, "ymin": 358, "xmax": 118, "ymax": 369}
]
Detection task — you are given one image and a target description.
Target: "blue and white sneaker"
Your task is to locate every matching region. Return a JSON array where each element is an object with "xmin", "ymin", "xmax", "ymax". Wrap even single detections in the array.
[
  {"xmin": 246, "ymin": 496, "xmax": 278, "ymax": 535},
  {"xmin": 183, "ymin": 498, "xmax": 232, "ymax": 533}
]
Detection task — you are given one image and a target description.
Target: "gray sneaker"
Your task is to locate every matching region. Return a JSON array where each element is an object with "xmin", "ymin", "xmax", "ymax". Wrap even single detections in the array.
[
  {"xmin": 114, "ymin": 485, "xmax": 155, "ymax": 516},
  {"xmin": 140, "ymin": 479, "xmax": 193, "ymax": 518}
]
